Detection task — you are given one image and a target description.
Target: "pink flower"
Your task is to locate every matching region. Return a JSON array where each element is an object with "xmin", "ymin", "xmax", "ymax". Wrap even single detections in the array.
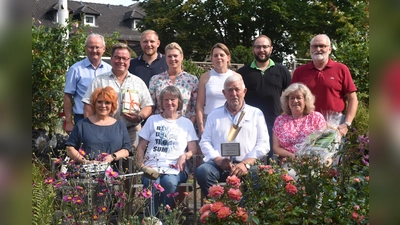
[
  {"xmin": 226, "ymin": 175, "xmax": 241, "ymax": 188},
  {"xmin": 258, "ymin": 165, "xmax": 271, "ymax": 171},
  {"xmin": 78, "ymin": 148, "xmax": 86, "ymax": 156},
  {"xmin": 352, "ymin": 211, "xmax": 360, "ymax": 220},
  {"xmin": 115, "ymin": 191, "xmax": 127, "ymax": 200},
  {"xmin": 210, "ymin": 201, "xmax": 224, "ymax": 213},
  {"xmin": 57, "ymin": 172, "xmax": 69, "ymax": 179},
  {"xmin": 285, "ymin": 183, "xmax": 298, "ymax": 195},
  {"xmin": 199, "ymin": 203, "xmax": 213, "ymax": 214},
  {"xmin": 105, "ymin": 167, "xmax": 118, "ymax": 178},
  {"xmin": 184, "ymin": 191, "xmax": 189, "ymax": 196},
  {"xmin": 166, "ymin": 204, "xmax": 171, "ymax": 211},
  {"xmin": 268, "ymin": 168, "xmax": 275, "ymax": 174},
  {"xmin": 208, "ymin": 185, "xmax": 224, "ymax": 198},
  {"xmin": 97, "ymin": 192, "xmax": 105, "ymax": 197},
  {"xmin": 154, "ymin": 182, "xmax": 165, "ymax": 192},
  {"xmin": 97, "ymin": 206, "xmax": 108, "ymax": 213},
  {"xmin": 353, "ymin": 177, "xmax": 361, "ymax": 183},
  {"xmin": 45, "ymin": 177, "xmax": 54, "ymax": 185},
  {"xmin": 54, "ymin": 158, "xmax": 62, "ymax": 164},
  {"xmin": 169, "ymin": 164, "xmax": 178, "ymax": 170},
  {"xmin": 63, "ymin": 195, "xmax": 72, "ymax": 202},
  {"xmin": 217, "ymin": 206, "xmax": 232, "ymax": 219},
  {"xmin": 354, "ymin": 205, "xmax": 360, "ymax": 211},
  {"xmin": 228, "ymin": 188, "xmax": 242, "ymax": 201},
  {"xmin": 75, "ymin": 186, "xmax": 84, "ymax": 191},
  {"xmin": 281, "ymin": 174, "xmax": 294, "ymax": 183},
  {"xmin": 236, "ymin": 207, "xmax": 248, "ymax": 222},
  {"xmin": 200, "ymin": 210, "xmax": 210, "ymax": 224},
  {"xmin": 53, "ymin": 181, "xmax": 65, "ymax": 188},
  {"xmin": 115, "ymin": 201, "xmax": 125, "ymax": 208},
  {"xmin": 72, "ymin": 196, "xmax": 84, "ymax": 205},
  {"xmin": 365, "ymin": 176, "xmax": 369, "ymax": 182},
  {"xmin": 92, "ymin": 214, "xmax": 99, "ymax": 220},
  {"xmin": 142, "ymin": 188, "xmax": 152, "ymax": 198},
  {"xmin": 167, "ymin": 192, "xmax": 179, "ymax": 198}
]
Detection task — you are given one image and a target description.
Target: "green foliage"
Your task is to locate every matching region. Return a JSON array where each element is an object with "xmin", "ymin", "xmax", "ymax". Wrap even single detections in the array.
[
  {"xmin": 230, "ymin": 45, "xmax": 253, "ymax": 65},
  {"xmin": 32, "ymin": 156, "xmax": 61, "ymax": 225},
  {"xmin": 352, "ymin": 101, "xmax": 369, "ymax": 136},
  {"xmin": 32, "ymin": 19, "xmax": 120, "ymax": 133},
  {"xmin": 183, "ymin": 59, "xmax": 207, "ymax": 79}
]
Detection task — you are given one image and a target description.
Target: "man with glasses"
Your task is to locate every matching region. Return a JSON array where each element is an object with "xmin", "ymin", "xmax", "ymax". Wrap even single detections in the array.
[
  {"xmin": 63, "ymin": 33, "xmax": 111, "ymax": 134},
  {"xmin": 237, "ymin": 35, "xmax": 291, "ymax": 164},
  {"xmin": 82, "ymin": 43, "xmax": 154, "ymax": 151},
  {"xmin": 291, "ymin": 34, "xmax": 358, "ymax": 137},
  {"xmin": 128, "ymin": 30, "xmax": 168, "ymax": 88}
]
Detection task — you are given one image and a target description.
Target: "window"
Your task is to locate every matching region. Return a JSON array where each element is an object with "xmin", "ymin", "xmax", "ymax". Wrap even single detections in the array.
[
  {"xmin": 133, "ymin": 19, "xmax": 140, "ymax": 30},
  {"xmin": 84, "ymin": 15, "xmax": 95, "ymax": 26}
]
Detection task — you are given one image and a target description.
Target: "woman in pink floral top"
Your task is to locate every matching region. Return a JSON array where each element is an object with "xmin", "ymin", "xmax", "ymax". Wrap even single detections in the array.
[
  {"xmin": 149, "ymin": 42, "xmax": 198, "ymax": 123},
  {"xmin": 272, "ymin": 83, "xmax": 326, "ymax": 158}
]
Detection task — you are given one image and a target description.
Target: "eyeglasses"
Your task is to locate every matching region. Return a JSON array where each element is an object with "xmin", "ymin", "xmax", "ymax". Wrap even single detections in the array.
[
  {"xmin": 254, "ymin": 45, "xmax": 271, "ymax": 50},
  {"xmin": 310, "ymin": 44, "xmax": 329, "ymax": 49},
  {"xmin": 113, "ymin": 56, "xmax": 131, "ymax": 62},
  {"xmin": 86, "ymin": 46, "xmax": 104, "ymax": 51}
]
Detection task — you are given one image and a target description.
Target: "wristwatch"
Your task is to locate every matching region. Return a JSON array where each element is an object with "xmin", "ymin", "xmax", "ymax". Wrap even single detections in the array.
[
  {"xmin": 245, "ymin": 163, "xmax": 251, "ymax": 170},
  {"xmin": 138, "ymin": 114, "xmax": 144, "ymax": 123},
  {"xmin": 112, "ymin": 153, "xmax": 117, "ymax": 161},
  {"xmin": 344, "ymin": 121, "xmax": 351, "ymax": 128}
]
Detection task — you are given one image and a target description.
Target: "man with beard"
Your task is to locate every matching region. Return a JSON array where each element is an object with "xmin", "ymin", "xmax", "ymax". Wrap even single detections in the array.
[
  {"xmin": 128, "ymin": 30, "xmax": 168, "ymax": 88},
  {"xmin": 291, "ymin": 34, "xmax": 358, "ymax": 137},
  {"xmin": 237, "ymin": 35, "xmax": 291, "ymax": 164}
]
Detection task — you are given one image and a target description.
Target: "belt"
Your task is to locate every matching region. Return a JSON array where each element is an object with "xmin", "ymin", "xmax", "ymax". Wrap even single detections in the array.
[{"xmin": 74, "ymin": 114, "xmax": 84, "ymax": 117}]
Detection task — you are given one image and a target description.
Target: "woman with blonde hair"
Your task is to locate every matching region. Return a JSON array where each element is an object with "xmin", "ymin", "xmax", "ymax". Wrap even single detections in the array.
[
  {"xmin": 196, "ymin": 43, "xmax": 240, "ymax": 137},
  {"xmin": 272, "ymin": 83, "xmax": 326, "ymax": 159},
  {"xmin": 149, "ymin": 42, "xmax": 198, "ymax": 123}
]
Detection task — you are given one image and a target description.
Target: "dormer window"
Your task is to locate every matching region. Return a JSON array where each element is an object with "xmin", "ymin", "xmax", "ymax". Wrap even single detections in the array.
[
  {"xmin": 133, "ymin": 19, "xmax": 140, "ymax": 30},
  {"xmin": 84, "ymin": 15, "xmax": 95, "ymax": 26}
]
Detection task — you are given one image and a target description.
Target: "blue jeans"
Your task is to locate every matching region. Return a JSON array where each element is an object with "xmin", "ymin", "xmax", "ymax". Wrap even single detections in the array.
[
  {"xmin": 141, "ymin": 171, "xmax": 188, "ymax": 216},
  {"xmin": 195, "ymin": 161, "xmax": 231, "ymax": 196}
]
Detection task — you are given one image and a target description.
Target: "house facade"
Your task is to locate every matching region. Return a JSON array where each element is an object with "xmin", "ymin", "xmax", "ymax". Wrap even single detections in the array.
[{"xmin": 32, "ymin": 0, "xmax": 145, "ymax": 54}]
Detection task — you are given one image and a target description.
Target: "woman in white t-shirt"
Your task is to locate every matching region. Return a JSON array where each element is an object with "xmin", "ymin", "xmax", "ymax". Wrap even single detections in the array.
[
  {"xmin": 137, "ymin": 85, "xmax": 198, "ymax": 216},
  {"xmin": 196, "ymin": 43, "xmax": 241, "ymax": 137}
]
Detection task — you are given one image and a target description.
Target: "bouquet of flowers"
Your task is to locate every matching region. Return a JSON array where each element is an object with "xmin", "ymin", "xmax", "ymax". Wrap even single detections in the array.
[{"xmin": 295, "ymin": 112, "xmax": 343, "ymax": 165}]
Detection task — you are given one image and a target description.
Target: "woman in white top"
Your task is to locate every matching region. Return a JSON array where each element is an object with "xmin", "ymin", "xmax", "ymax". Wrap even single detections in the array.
[{"xmin": 196, "ymin": 43, "xmax": 241, "ymax": 137}]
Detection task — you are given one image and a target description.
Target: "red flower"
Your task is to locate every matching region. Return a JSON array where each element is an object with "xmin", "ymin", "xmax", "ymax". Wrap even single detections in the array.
[
  {"xmin": 285, "ymin": 183, "xmax": 298, "ymax": 195},
  {"xmin": 200, "ymin": 210, "xmax": 210, "ymax": 224},
  {"xmin": 199, "ymin": 203, "xmax": 213, "ymax": 213},
  {"xmin": 210, "ymin": 201, "xmax": 224, "ymax": 213},
  {"xmin": 228, "ymin": 188, "xmax": 242, "ymax": 201},
  {"xmin": 236, "ymin": 207, "xmax": 248, "ymax": 222},
  {"xmin": 226, "ymin": 175, "xmax": 241, "ymax": 188},
  {"xmin": 217, "ymin": 206, "xmax": 232, "ymax": 219},
  {"xmin": 208, "ymin": 185, "xmax": 224, "ymax": 198},
  {"xmin": 281, "ymin": 173, "xmax": 294, "ymax": 183}
]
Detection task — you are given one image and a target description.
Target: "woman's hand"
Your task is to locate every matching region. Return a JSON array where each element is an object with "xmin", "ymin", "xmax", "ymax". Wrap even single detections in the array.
[{"xmin": 176, "ymin": 153, "xmax": 187, "ymax": 171}]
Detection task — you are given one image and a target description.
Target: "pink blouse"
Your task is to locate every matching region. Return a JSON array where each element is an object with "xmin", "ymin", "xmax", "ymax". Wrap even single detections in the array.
[{"xmin": 273, "ymin": 111, "xmax": 326, "ymax": 154}]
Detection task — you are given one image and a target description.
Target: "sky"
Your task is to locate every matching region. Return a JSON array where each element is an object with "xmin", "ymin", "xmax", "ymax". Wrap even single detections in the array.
[{"xmin": 72, "ymin": 0, "xmax": 142, "ymax": 6}]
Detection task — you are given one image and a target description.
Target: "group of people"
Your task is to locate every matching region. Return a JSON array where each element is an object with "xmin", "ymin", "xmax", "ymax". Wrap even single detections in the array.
[{"xmin": 62, "ymin": 30, "xmax": 358, "ymax": 217}]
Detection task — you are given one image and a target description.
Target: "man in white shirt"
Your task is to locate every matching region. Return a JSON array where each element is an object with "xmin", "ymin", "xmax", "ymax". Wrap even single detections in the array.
[{"xmin": 195, "ymin": 74, "xmax": 270, "ymax": 196}]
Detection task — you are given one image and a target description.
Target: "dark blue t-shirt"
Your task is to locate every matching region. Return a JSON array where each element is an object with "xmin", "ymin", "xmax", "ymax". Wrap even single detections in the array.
[
  {"xmin": 128, "ymin": 53, "xmax": 168, "ymax": 88},
  {"xmin": 66, "ymin": 118, "xmax": 132, "ymax": 160}
]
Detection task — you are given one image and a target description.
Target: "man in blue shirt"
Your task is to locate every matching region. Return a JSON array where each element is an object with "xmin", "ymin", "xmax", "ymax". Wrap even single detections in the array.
[
  {"xmin": 63, "ymin": 33, "xmax": 111, "ymax": 134},
  {"xmin": 128, "ymin": 30, "xmax": 168, "ymax": 88}
]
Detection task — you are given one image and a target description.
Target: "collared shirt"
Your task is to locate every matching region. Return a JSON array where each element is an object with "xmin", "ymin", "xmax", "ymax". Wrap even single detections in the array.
[
  {"xmin": 64, "ymin": 57, "xmax": 112, "ymax": 114},
  {"xmin": 128, "ymin": 53, "xmax": 168, "ymax": 88},
  {"xmin": 200, "ymin": 103, "xmax": 270, "ymax": 162},
  {"xmin": 149, "ymin": 70, "xmax": 198, "ymax": 119},
  {"xmin": 291, "ymin": 58, "xmax": 357, "ymax": 113},
  {"xmin": 82, "ymin": 71, "xmax": 154, "ymax": 127},
  {"xmin": 250, "ymin": 59, "xmax": 276, "ymax": 74}
]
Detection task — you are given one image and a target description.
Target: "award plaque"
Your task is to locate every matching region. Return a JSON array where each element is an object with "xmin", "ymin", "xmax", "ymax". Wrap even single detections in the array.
[{"xmin": 221, "ymin": 142, "xmax": 240, "ymax": 157}]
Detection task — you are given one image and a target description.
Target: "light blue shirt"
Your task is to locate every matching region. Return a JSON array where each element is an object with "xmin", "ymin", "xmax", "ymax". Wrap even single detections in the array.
[
  {"xmin": 200, "ymin": 103, "xmax": 270, "ymax": 162},
  {"xmin": 64, "ymin": 57, "xmax": 112, "ymax": 114}
]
